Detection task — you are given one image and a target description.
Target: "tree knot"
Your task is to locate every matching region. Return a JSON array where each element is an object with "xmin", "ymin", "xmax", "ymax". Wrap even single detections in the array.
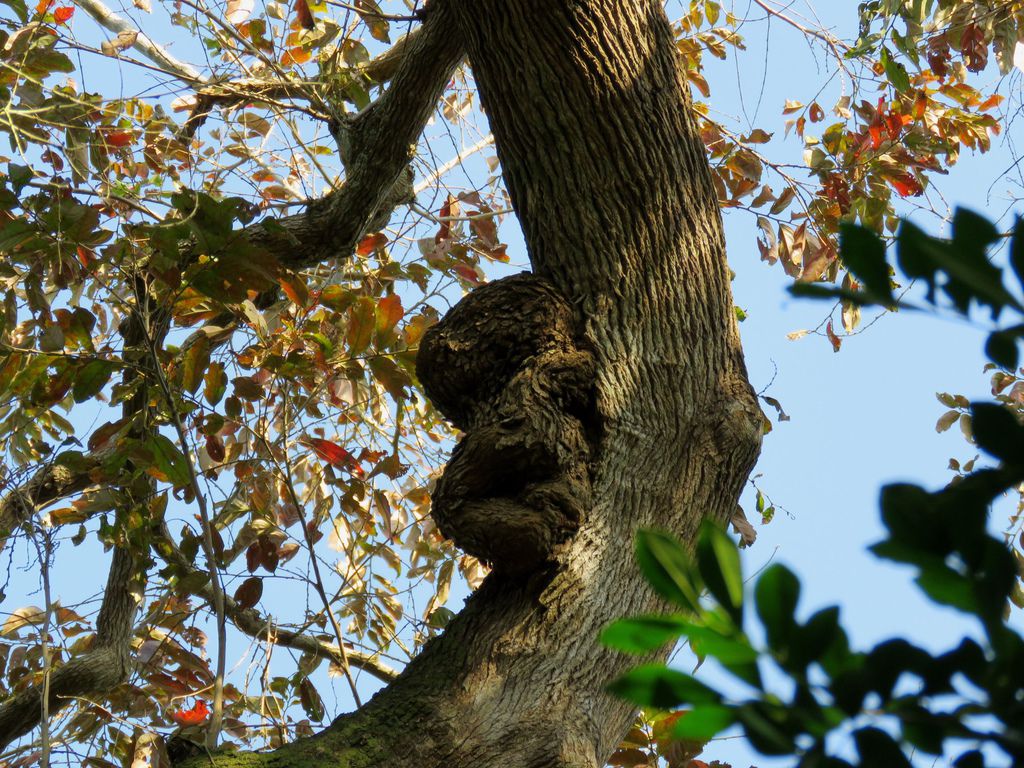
[{"xmin": 416, "ymin": 273, "xmax": 597, "ymax": 575}]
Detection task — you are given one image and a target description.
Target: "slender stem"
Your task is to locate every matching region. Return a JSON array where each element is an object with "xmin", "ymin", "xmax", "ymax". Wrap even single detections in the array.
[
  {"xmin": 31, "ymin": 531, "xmax": 53, "ymax": 768},
  {"xmin": 143, "ymin": 309, "xmax": 228, "ymax": 750},
  {"xmin": 280, "ymin": 405, "xmax": 363, "ymax": 707},
  {"xmin": 414, "ymin": 135, "xmax": 494, "ymax": 194}
]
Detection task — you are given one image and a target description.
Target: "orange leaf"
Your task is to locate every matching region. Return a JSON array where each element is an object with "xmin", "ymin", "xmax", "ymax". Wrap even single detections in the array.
[
  {"xmin": 170, "ymin": 699, "xmax": 209, "ymax": 727},
  {"xmin": 35, "ymin": 0, "xmax": 54, "ymax": 13},
  {"xmin": 868, "ymin": 124, "xmax": 883, "ymax": 150},
  {"xmin": 279, "ymin": 273, "xmax": 309, "ymax": 307},
  {"xmin": 281, "ymin": 46, "xmax": 311, "ymax": 66},
  {"xmin": 888, "ymin": 173, "xmax": 922, "ymax": 197},
  {"xmin": 375, "ymin": 295, "xmax": 404, "ymax": 339},
  {"xmin": 76, "ymin": 246, "xmax": 95, "ymax": 267},
  {"xmin": 53, "ymin": 5, "xmax": 73, "ymax": 22}
]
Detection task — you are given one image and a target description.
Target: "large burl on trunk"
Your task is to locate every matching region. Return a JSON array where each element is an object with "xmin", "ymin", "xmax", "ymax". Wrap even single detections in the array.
[
  {"xmin": 186, "ymin": 0, "xmax": 762, "ymax": 765},
  {"xmin": 416, "ymin": 272, "xmax": 598, "ymax": 574}
]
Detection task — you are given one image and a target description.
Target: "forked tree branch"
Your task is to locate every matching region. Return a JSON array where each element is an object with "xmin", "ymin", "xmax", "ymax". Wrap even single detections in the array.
[
  {"xmin": 1, "ymin": 3, "xmax": 463, "ymax": 556},
  {"xmin": 0, "ymin": 455, "xmax": 102, "ymax": 555}
]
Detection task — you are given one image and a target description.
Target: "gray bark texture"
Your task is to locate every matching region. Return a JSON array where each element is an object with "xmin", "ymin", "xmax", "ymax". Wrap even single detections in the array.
[{"xmin": 183, "ymin": 0, "xmax": 763, "ymax": 766}]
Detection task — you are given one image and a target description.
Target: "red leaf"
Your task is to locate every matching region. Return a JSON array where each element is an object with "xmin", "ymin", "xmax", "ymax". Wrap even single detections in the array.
[
  {"xmin": 205, "ymin": 434, "xmax": 225, "ymax": 463},
  {"xmin": 826, "ymin": 319, "xmax": 842, "ymax": 353},
  {"xmin": 453, "ymin": 263, "xmax": 482, "ymax": 284},
  {"xmin": 170, "ymin": 699, "xmax": 209, "ymax": 727},
  {"xmin": 304, "ymin": 438, "xmax": 362, "ymax": 474},
  {"xmin": 103, "ymin": 130, "xmax": 133, "ymax": 148},
  {"xmin": 294, "ymin": 0, "xmax": 314, "ymax": 29},
  {"xmin": 233, "ymin": 576, "xmax": 263, "ymax": 609},
  {"xmin": 356, "ymin": 233, "xmax": 388, "ymax": 256},
  {"xmin": 245, "ymin": 542, "xmax": 261, "ymax": 573},
  {"xmin": 888, "ymin": 173, "xmax": 922, "ymax": 197},
  {"xmin": 53, "ymin": 5, "xmax": 73, "ymax": 22}
]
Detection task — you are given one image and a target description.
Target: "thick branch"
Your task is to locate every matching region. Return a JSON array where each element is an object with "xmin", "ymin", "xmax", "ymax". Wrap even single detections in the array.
[
  {"xmin": 234, "ymin": 1, "xmax": 464, "ymax": 268},
  {"xmin": 0, "ymin": 456, "xmax": 100, "ymax": 554},
  {"xmin": 0, "ymin": 282, "xmax": 165, "ymax": 749}
]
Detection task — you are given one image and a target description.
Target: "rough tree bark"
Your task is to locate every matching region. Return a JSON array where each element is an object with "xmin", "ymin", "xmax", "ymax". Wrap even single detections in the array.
[{"xmin": 184, "ymin": 0, "xmax": 763, "ymax": 766}]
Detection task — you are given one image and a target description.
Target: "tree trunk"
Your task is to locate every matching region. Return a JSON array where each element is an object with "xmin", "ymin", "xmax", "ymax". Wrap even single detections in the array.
[{"xmin": 189, "ymin": 0, "xmax": 761, "ymax": 765}]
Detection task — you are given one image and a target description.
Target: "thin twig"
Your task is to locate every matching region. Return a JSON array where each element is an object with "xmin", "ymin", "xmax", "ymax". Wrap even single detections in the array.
[{"xmin": 414, "ymin": 135, "xmax": 494, "ymax": 194}]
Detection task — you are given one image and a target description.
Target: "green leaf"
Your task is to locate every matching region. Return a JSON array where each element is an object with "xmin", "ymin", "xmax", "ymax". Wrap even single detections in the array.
[
  {"xmin": 607, "ymin": 664, "xmax": 722, "ymax": 708},
  {"xmin": 671, "ymin": 705, "xmax": 736, "ymax": 741},
  {"xmin": 601, "ymin": 616, "xmax": 688, "ymax": 654},
  {"xmin": 755, "ymin": 564, "xmax": 800, "ymax": 655},
  {"xmin": 685, "ymin": 623, "xmax": 762, "ymax": 688},
  {"xmin": 0, "ymin": 0, "xmax": 28, "ymax": 23},
  {"xmin": 985, "ymin": 328, "xmax": 1019, "ymax": 370},
  {"xmin": 298, "ymin": 677, "xmax": 325, "ymax": 722},
  {"xmin": 635, "ymin": 529, "xmax": 701, "ymax": 612},
  {"xmin": 898, "ymin": 215, "xmax": 1019, "ymax": 318},
  {"xmin": 181, "ymin": 335, "xmax": 211, "ymax": 395},
  {"xmin": 146, "ymin": 434, "xmax": 192, "ymax": 487},
  {"xmin": 970, "ymin": 402, "xmax": 1024, "ymax": 467},
  {"xmin": 7, "ymin": 163, "xmax": 32, "ymax": 196},
  {"xmin": 1010, "ymin": 217, "xmax": 1024, "ymax": 295},
  {"xmin": 839, "ymin": 223, "xmax": 894, "ymax": 304},
  {"xmin": 72, "ymin": 359, "xmax": 115, "ymax": 403},
  {"xmin": 914, "ymin": 565, "xmax": 978, "ymax": 614},
  {"xmin": 880, "ymin": 48, "xmax": 910, "ymax": 93},
  {"xmin": 854, "ymin": 727, "xmax": 913, "ymax": 767},
  {"xmin": 204, "ymin": 361, "xmax": 227, "ymax": 406},
  {"xmin": 695, "ymin": 522, "xmax": 744, "ymax": 626},
  {"xmin": 953, "ymin": 750, "xmax": 984, "ymax": 768},
  {"xmin": 791, "ymin": 606, "xmax": 845, "ymax": 671},
  {"xmin": 735, "ymin": 702, "xmax": 797, "ymax": 755}
]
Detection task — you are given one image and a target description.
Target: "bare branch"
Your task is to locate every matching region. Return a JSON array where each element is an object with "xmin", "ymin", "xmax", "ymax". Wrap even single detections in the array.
[{"xmin": 74, "ymin": 0, "xmax": 206, "ymax": 84}]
